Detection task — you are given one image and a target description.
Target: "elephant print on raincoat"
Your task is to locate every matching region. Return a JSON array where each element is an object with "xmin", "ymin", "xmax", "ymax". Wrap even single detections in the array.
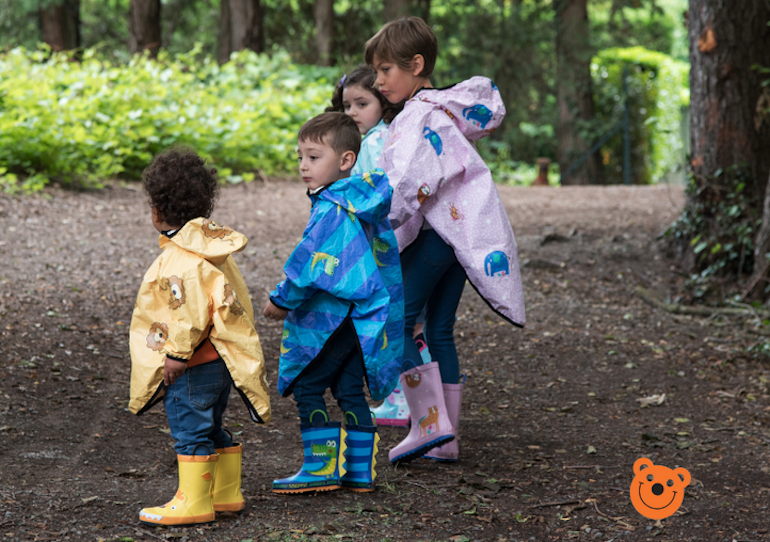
[{"xmin": 379, "ymin": 77, "xmax": 525, "ymax": 327}]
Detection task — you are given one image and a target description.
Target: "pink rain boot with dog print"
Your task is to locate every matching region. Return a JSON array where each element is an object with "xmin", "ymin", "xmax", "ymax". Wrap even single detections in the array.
[
  {"xmin": 424, "ymin": 376, "xmax": 464, "ymax": 462},
  {"xmin": 388, "ymin": 362, "xmax": 455, "ymax": 464}
]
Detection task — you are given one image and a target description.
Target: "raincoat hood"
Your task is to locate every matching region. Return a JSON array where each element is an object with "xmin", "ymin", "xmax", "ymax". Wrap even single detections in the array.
[
  {"xmin": 414, "ymin": 77, "xmax": 505, "ymax": 141},
  {"xmin": 160, "ymin": 218, "xmax": 247, "ymax": 265},
  {"xmin": 129, "ymin": 218, "xmax": 271, "ymax": 424},
  {"xmin": 319, "ymin": 172, "xmax": 391, "ymax": 226}
]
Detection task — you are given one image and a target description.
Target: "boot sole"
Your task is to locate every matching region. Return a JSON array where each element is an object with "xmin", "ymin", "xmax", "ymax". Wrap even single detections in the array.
[
  {"xmin": 272, "ymin": 484, "xmax": 341, "ymax": 494},
  {"xmin": 139, "ymin": 517, "xmax": 216, "ymax": 527},
  {"xmin": 375, "ymin": 418, "xmax": 410, "ymax": 427},
  {"xmin": 214, "ymin": 501, "xmax": 245, "ymax": 512},
  {"xmin": 390, "ymin": 435, "xmax": 454, "ymax": 464}
]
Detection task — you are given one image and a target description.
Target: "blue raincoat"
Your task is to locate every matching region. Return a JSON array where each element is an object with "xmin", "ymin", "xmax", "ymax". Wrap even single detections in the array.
[{"xmin": 270, "ymin": 169, "xmax": 404, "ymax": 401}]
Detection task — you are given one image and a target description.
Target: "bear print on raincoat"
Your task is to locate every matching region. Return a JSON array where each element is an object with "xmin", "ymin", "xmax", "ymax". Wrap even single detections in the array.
[
  {"xmin": 270, "ymin": 169, "xmax": 404, "ymax": 401},
  {"xmin": 129, "ymin": 218, "xmax": 271, "ymax": 424}
]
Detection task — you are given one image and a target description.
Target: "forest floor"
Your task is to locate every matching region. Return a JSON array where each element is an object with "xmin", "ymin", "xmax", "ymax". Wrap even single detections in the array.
[{"xmin": 2, "ymin": 180, "xmax": 770, "ymax": 542}]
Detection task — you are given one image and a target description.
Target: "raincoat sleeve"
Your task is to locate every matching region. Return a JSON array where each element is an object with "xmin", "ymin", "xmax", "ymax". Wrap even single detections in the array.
[
  {"xmin": 270, "ymin": 202, "xmax": 380, "ymax": 310},
  {"xmin": 382, "ymin": 107, "xmax": 469, "ymax": 229},
  {"xmin": 160, "ymin": 264, "xmax": 214, "ymax": 361}
]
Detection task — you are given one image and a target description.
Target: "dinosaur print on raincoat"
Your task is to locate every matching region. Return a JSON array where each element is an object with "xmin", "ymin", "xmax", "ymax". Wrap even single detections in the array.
[{"xmin": 270, "ymin": 169, "xmax": 404, "ymax": 401}]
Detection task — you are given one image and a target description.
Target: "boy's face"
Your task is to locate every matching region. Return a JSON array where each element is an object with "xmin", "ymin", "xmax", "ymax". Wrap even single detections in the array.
[
  {"xmin": 373, "ymin": 55, "xmax": 425, "ymax": 103},
  {"xmin": 297, "ymin": 137, "xmax": 355, "ymax": 191}
]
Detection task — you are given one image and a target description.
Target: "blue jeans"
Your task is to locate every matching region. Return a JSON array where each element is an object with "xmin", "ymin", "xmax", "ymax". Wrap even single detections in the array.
[
  {"xmin": 165, "ymin": 359, "xmax": 234, "ymax": 455},
  {"xmin": 292, "ymin": 318, "xmax": 372, "ymax": 426},
  {"xmin": 400, "ymin": 229, "xmax": 466, "ymax": 384}
]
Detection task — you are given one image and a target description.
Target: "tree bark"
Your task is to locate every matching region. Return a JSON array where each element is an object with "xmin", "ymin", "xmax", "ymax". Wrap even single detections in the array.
[
  {"xmin": 314, "ymin": 0, "xmax": 334, "ymax": 66},
  {"xmin": 383, "ymin": 0, "xmax": 429, "ymax": 22},
  {"xmin": 677, "ymin": 0, "xmax": 770, "ymax": 286},
  {"xmin": 383, "ymin": 0, "xmax": 409, "ymax": 21},
  {"xmin": 39, "ymin": 1, "xmax": 80, "ymax": 52},
  {"xmin": 129, "ymin": 0, "xmax": 161, "ymax": 58},
  {"xmin": 748, "ymin": 173, "xmax": 770, "ymax": 303},
  {"xmin": 555, "ymin": 0, "xmax": 603, "ymax": 186},
  {"xmin": 688, "ymin": 0, "xmax": 770, "ymax": 205},
  {"xmin": 219, "ymin": 0, "xmax": 264, "ymax": 65}
]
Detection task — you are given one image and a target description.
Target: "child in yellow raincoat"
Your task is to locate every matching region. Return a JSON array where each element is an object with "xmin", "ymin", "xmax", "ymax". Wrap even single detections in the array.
[{"xmin": 128, "ymin": 148, "xmax": 271, "ymax": 526}]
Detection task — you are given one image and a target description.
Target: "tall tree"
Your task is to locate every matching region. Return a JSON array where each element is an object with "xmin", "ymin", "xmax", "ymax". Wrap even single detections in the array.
[
  {"xmin": 39, "ymin": 0, "xmax": 80, "ymax": 51},
  {"xmin": 383, "ymin": 0, "xmax": 430, "ymax": 22},
  {"xmin": 383, "ymin": 0, "xmax": 408, "ymax": 21},
  {"xmin": 314, "ymin": 0, "xmax": 334, "ymax": 66},
  {"xmin": 219, "ymin": 0, "xmax": 264, "ymax": 65},
  {"xmin": 669, "ymin": 1, "xmax": 770, "ymax": 301},
  {"xmin": 129, "ymin": 0, "xmax": 161, "ymax": 58},
  {"xmin": 554, "ymin": 0, "xmax": 603, "ymax": 185}
]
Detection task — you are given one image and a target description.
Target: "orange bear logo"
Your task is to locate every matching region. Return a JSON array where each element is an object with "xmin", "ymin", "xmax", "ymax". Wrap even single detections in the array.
[{"xmin": 630, "ymin": 457, "xmax": 690, "ymax": 520}]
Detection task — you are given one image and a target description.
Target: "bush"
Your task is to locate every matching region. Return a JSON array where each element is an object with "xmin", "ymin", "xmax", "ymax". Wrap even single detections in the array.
[
  {"xmin": 0, "ymin": 45, "xmax": 337, "ymax": 192},
  {"xmin": 592, "ymin": 46, "xmax": 689, "ymax": 184}
]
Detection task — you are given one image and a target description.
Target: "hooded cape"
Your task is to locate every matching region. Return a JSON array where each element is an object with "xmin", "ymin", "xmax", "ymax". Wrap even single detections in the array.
[
  {"xmin": 379, "ymin": 76, "xmax": 526, "ymax": 327},
  {"xmin": 270, "ymin": 169, "xmax": 404, "ymax": 401},
  {"xmin": 129, "ymin": 218, "xmax": 271, "ymax": 424}
]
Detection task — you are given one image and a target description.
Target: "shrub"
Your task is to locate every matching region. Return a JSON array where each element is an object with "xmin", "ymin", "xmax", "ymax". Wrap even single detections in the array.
[
  {"xmin": 592, "ymin": 46, "xmax": 689, "ymax": 184},
  {"xmin": 0, "ymin": 45, "xmax": 337, "ymax": 192}
]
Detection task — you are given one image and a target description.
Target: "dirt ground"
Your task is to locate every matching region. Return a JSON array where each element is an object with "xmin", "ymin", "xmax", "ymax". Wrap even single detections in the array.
[{"xmin": 2, "ymin": 180, "xmax": 770, "ymax": 542}]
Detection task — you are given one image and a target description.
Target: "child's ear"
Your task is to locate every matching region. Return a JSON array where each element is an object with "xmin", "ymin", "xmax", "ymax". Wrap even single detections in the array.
[
  {"xmin": 411, "ymin": 54, "xmax": 425, "ymax": 77},
  {"xmin": 339, "ymin": 150, "xmax": 357, "ymax": 172}
]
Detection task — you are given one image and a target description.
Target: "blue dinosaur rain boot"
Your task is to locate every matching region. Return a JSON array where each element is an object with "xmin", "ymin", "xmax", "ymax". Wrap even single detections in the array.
[
  {"xmin": 340, "ymin": 412, "xmax": 380, "ymax": 492},
  {"xmin": 273, "ymin": 410, "xmax": 347, "ymax": 494}
]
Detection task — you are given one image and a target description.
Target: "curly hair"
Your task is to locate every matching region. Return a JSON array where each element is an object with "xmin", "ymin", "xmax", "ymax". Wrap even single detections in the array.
[
  {"xmin": 142, "ymin": 147, "xmax": 220, "ymax": 227},
  {"xmin": 326, "ymin": 65, "xmax": 403, "ymax": 124}
]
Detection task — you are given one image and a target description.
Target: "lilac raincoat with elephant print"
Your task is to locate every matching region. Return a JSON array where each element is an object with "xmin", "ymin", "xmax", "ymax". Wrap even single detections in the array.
[{"xmin": 378, "ymin": 76, "xmax": 525, "ymax": 327}]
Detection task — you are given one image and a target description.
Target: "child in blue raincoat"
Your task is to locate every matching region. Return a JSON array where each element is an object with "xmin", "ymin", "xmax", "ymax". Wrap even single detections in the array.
[{"xmin": 263, "ymin": 112, "xmax": 404, "ymax": 494}]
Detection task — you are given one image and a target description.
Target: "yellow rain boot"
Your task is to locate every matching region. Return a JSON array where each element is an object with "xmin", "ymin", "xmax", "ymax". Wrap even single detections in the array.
[
  {"xmin": 213, "ymin": 444, "xmax": 245, "ymax": 512},
  {"xmin": 139, "ymin": 454, "xmax": 218, "ymax": 526}
]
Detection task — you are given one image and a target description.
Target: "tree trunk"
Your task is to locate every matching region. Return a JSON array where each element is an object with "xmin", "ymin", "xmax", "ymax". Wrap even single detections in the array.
[
  {"xmin": 383, "ymin": 0, "xmax": 429, "ymax": 22},
  {"xmin": 670, "ymin": 0, "xmax": 770, "ymax": 296},
  {"xmin": 39, "ymin": 0, "xmax": 80, "ymax": 52},
  {"xmin": 129, "ymin": 0, "xmax": 161, "ymax": 58},
  {"xmin": 688, "ymin": 0, "xmax": 770, "ymax": 205},
  {"xmin": 555, "ymin": 0, "xmax": 603, "ymax": 186},
  {"xmin": 219, "ymin": 0, "xmax": 264, "ymax": 65},
  {"xmin": 314, "ymin": 0, "xmax": 334, "ymax": 66},
  {"xmin": 748, "ymin": 173, "xmax": 770, "ymax": 303},
  {"xmin": 383, "ymin": 0, "xmax": 409, "ymax": 21}
]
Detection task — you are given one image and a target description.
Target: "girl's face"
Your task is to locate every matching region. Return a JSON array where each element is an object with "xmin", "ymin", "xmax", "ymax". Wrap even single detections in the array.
[
  {"xmin": 372, "ymin": 55, "xmax": 424, "ymax": 103},
  {"xmin": 342, "ymin": 84, "xmax": 383, "ymax": 135}
]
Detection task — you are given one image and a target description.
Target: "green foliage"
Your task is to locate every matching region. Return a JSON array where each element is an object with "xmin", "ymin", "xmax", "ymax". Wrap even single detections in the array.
[
  {"xmin": 0, "ymin": 46, "xmax": 336, "ymax": 191},
  {"xmin": 590, "ymin": 0, "xmax": 678, "ymax": 57},
  {"xmin": 592, "ymin": 46, "xmax": 689, "ymax": 184},
  {"xmin": 665, "ymin": 166, "xmax": 762, "ymax": 299}
]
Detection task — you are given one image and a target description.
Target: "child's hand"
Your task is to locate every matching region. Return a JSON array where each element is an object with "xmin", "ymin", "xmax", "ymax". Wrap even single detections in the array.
[
  {"xmin": 163, "ymin": 356, "xmax": 187, "ymax": 386},
  {"xmin": 263, "ymin": 300, "xmax": 289, "ymax": 321}
]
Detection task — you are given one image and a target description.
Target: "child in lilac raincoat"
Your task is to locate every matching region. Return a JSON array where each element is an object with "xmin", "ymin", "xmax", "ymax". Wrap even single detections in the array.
[{"xmin": 365, "ymin": 17, "xmax": 526, "ymax": 464}]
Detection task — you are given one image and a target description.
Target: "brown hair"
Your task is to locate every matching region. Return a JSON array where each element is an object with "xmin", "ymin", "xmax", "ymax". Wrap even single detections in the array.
[
  {"xmin": 326, "ymin": 65, "xmax": 403, "ymax": 124},
  {"xmin": 298, "ymin": 112, "xmax": 361, "ymax": 157},
  {"xmin": 364, "ymin": 16, "xmax": 437, "ymax": 79},
  {"xmin": 142, "ymin": 147, "xmax": 219, "ymax": 227}
]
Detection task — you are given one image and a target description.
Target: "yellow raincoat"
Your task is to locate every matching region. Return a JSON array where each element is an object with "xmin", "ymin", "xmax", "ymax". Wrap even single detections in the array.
[{"xmin": 129, "ymin": 218, "xmax": 271, "ymax": 424}]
